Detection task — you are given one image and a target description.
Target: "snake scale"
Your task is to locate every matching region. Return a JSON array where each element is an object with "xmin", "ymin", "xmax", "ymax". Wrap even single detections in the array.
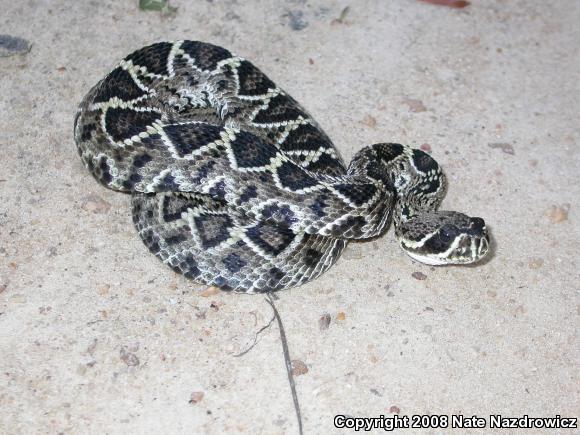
[{"xmin": 74, "ymin": 41, "xmax": 489, "ymax": 293}]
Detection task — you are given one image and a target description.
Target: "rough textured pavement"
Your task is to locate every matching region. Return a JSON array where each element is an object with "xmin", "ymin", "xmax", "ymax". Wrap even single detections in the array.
[{"xmin": 0, "ymin": 0, "xmax": 578, "ymax": 433}]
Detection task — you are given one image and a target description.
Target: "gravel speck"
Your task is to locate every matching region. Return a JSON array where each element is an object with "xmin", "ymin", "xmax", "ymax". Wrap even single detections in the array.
[
  {"xmin": 412, "ymin": 271, "xmax": 427, "ymax": 280},
  {"xmin": 488, "ymin": 142, "xmax": 515, "ymax": 155},
  {"xmin": 120, "ymin": 348, "xmax": 140, "ymax": 367},
  {"xmin": 319, "ymin": 313, "xmax": 331, "ymax": 331},
  {"xmin": 0, "ymin": 35, "xmax": 31, "ymax": 57}
]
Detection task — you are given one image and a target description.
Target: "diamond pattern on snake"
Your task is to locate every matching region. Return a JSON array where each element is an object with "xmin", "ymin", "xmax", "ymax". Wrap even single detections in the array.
[{"xmin": 74, "ymin": 41, "xmax": 490, "ymax": 293}]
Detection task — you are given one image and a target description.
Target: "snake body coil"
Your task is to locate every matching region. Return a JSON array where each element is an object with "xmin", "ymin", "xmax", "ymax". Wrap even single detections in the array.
[{"xmin": 75, "ymin": 41, "xmax": 489, "ymax": 292}]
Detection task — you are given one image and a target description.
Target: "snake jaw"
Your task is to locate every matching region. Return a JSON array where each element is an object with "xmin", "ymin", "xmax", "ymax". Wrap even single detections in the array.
[{"xmin": 398, "ymin": 213, "xmax": 490, "ymax": 266}]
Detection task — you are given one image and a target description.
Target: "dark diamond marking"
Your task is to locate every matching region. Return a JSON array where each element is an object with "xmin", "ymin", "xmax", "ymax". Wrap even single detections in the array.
[
  {"xmin": 246, "ymin": 222, "xmax": 295, "ymax": 256},
  {"xmin": 162, "ymin": 123, "xmax": 223, "ymax": 157},
  {"xmin": 261, "ymin": 204, "xmax": 297, "ymax": 226},
  {"xmin": 105, "ymin": 107, "xmax": 160, "ymax": 142},
  {"xmin": 276, "ymin": 161, "xmax": 318, "ymax": 191},
  {"xmin": 222, "ymin": 253, "xmax": 246, "ymax": 273},
  {"xmin": 412, "ymin": 149, "xmax": 438, "ymax": 173},
  {"xmin": 133, "ymin": 153, "xmax": 153, "ymax": 168},
  {"xmin": 309, "ymin": 196, "xmax": 328, "ymax": 218},
  {"xmin": 173, "ymin": 253, "xmax": 201, "ymax": 279},
  {"xmin": 331, "ymin": 215, "xmax": 367, "ymax": 237},
  {"xmin": 209, "ymin": 180, "xmax": 227, "ymax": 200},
  {"xmin": 161, "ymin": 195, "xmax": 191, "ymax": 222},
  {"xmin": 229, "ymin": 130, "xmax": 277, "ymax": 168},
  {"xmin": 376, "ymin": 143, "xmax": 405, "ymax": 162},
  {"xmin": 303, "ymin": 152, "xmax": 346, "ymax": 176},
  {"xmin": 281, "ymin": 123, "xmax": 334, "ymax": 152},
  {"xmin": 194, "ymin": 214, "xmax": 233, "ymax": 248},
  {"xmin": 125, "ymin": 42, "xmax": 173, "ymax": 76},
  {"xmin": 236, "ymin": 60, "xmax": 275, "ymax": 96},
  {"xmin": 93, "ymin": 67, "xmax": 147, "ymax": 103},
  {"xmin": 253, "ymin": 93, "xmax": 308, "ymax": 124},
  {"xmin": 180, "ymin": 41, "xmax": 232, "ymax": 71},
  {"xmin": 155, "ymin": 174, "xmax": 180, "ymax": 191},
  {"xmin": 334, "ymin": 183, "xmax": 377, "ymax": 207},
  {"xmin": 122, "ymin": 172, "xmax": 143, "ymax": 190},
  {"xmin": 141, "ymin": 229, "xmax": 160, "ymax": 253}
]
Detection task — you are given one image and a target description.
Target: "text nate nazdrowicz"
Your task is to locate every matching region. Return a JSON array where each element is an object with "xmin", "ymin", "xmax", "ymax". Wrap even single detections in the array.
[{"xmin": 333, "ymin": 414, "xmax": 577, "ymax": 431}]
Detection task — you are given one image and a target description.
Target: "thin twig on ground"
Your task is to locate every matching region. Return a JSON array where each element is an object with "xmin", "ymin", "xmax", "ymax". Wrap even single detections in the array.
[{"xmin": 266, "ymin": 293, "xmax": 303, "ymax": 435}]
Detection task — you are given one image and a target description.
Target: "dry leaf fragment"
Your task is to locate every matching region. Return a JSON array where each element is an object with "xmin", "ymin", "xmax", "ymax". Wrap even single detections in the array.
[
  {"xmin": 528, "ymin": 258, "xmax": 544, "ymax": 269},
  {"xmin": 331, "ymin": 6, "xmax": 350, "ymax": 25},
  {"xmin": 81, "ymin": 194, "xmax": 111, "ymax": 214},
  {"xmin": 488, "ymin": 142, "xmax": 515, "ymax": 155},
  {"xmin": 360, "ymin": 114, "xmax": 377, "ymax": 128},
  {"xmin": 403, "ymin": 98, "xmax": 427, "ymax": 112},
  {"xmin": 545, "ymin": 204, "xmax": 569, "ymax": 223},
  {"xmin": 189, "ymin": 391, "xmax": 204, "ymax": 404},
  {"xmin": 200, "ymin": 286, "xmax": 221, "ymax": 297},
  {"xmin": 291, "ymin": 359, "xmax": 309, "ymax": 376}
]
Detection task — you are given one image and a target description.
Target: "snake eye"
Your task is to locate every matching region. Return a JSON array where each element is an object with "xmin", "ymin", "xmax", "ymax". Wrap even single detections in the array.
[{"xmin": 439, "ymin": 224, "xmax": 457, "ymax": 242}]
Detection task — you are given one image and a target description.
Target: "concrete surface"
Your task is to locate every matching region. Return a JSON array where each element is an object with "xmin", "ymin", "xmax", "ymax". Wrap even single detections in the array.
[{"xmin": 1, "ymin": 0, "xmax": 578, "ymax": 433}]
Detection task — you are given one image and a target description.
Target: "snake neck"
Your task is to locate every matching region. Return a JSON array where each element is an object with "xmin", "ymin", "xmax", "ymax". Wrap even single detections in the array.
[{"xmin": 349, "ymin": 143, "xmax": 447, "ymax": 237}]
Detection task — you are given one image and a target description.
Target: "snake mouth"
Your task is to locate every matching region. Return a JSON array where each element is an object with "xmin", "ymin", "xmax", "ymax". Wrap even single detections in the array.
[
  {"xmin": 452, "ymin": 233, "xmax": 489, "ymax": 263},
  {"xmin": 402, "ymin": 231, "xmax": 490, "ymax": 266}
]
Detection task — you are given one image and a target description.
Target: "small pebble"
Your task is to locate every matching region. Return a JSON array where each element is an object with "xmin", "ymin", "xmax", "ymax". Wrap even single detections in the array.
[
  {"xmin": 120, "ymin": 349, "xmax": 140, "ymax": 367},
  {"xmin": 285, "ymin": 10, "xmax": 308, "ymax": 31},
  {"xmin": 0, "ymin": 34, "xmax": 31, "ymax": 57},
  {"xmin": 319, "ymin": 313, "xmax": 331, "ymax": 331},
  {"xmin": 412, "ymin": 271, "xmax": 427, "ymax": 280}
]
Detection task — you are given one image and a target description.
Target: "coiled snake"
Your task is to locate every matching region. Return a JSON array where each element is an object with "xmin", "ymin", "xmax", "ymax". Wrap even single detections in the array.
[{"xmin": 74, "ymin": 41, "xmax": 489, "ymax": 293}]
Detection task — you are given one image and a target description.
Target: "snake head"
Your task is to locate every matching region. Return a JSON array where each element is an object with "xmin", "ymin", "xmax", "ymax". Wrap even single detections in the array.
[{"xmin": 397, "ymin": 211, "xmax": 490, "ymax": 265}]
